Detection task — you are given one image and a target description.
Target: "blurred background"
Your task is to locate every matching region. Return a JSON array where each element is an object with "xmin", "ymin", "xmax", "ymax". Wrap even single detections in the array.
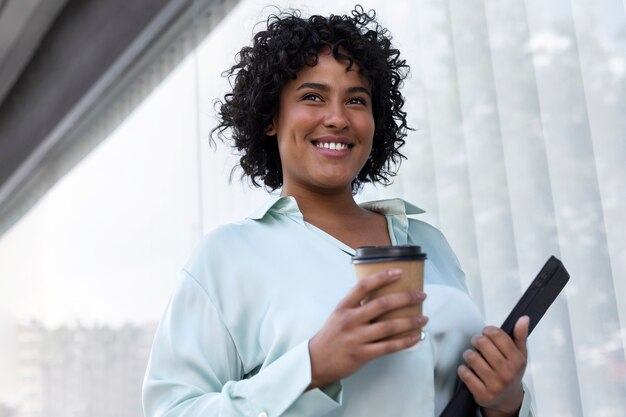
[{"xmin": 0, "ymin": 0, "xmax": 624, "ymax": 416}]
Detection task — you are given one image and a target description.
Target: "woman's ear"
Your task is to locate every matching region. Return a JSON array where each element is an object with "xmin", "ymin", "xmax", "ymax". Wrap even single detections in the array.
[{"xmin": 265, "ymin": 120, "xmax": 277, "ymax": 136}]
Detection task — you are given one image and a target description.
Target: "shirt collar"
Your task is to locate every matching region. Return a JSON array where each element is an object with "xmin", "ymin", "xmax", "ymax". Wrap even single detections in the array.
[
  {"xmin": 248, "ymin": 196, "xmax": 424, "ymax": 221},
  {"xmin": 248, "ymin": 195, "xmax": 300, "ymax": 220},
  {"xmin": 359, "ymin": 198, "xmax": 425, "ymax": 216}
]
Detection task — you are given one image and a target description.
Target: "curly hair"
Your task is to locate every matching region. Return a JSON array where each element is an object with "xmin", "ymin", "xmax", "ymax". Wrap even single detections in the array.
[{"xmin": 212, "ymin": 5, "xmax": 410, "ymax": 192}]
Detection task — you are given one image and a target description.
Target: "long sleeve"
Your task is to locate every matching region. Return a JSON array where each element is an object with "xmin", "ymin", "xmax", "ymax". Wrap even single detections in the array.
[
  {"xmin": 142, "ymin": 272, "xmax": 342, "ymax": 417},
  {"xmin": 517, "ymin": 384, "xmax": 535, "ymax": 417}
]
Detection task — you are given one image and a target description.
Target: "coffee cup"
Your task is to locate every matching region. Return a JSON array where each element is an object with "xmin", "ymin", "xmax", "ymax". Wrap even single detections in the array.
[{"xmin": 352, "ymin": 245, "xmax": 427, "ymax": 340}]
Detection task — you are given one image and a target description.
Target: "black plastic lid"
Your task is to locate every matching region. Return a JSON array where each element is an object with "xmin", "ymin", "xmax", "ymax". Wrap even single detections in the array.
[{"xmin": 352, "ymin": 245, "xmax": 427, "ymax": 264}]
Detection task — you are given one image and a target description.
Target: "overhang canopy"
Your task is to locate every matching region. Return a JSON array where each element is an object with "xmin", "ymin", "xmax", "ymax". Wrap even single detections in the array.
[{"xmin": 0, "ymin": 0, "xmax": 240, "ymax": 236}]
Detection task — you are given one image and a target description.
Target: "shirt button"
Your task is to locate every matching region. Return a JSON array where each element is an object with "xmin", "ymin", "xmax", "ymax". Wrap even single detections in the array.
[{"xmin": 258, "ymin": 412, "xmax": 268, "ymax": 417}]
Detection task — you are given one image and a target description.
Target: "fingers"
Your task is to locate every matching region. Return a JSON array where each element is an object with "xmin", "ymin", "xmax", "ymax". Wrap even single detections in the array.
[
  {"xmin": 360, "ymin": 331, "xmax": 424, "ymax": 358},
  {"xmin": 463, "ymin": 327, "xmax": 526, "ymax": 388},
  {"xmin": 358, "ymin": 315, "xmax": 428, "ymax": 342},
  {"xmin": 459, "ymin": 322, "xmax": 528, "ymax": 412},
  {"xmin": 359, "ymin": 290, "xmax": 426, "ymax": 322},
  {"xmin": 340, "ymin": 269, "xmax": 426, "ymax": 323},
  {"xmin": 338, "ymin": 268, "xmax": 402, "ymax": 309},
  {"xmin": 513, "ymin": 316, "xmax": 530, "ymax": 356},
  {"xmin": 462, "ymin": 347, "xmax": 499, "ymax": 382},
  {"xmin": 457, "ymin": 363, "xmax": 488, "ymax": 393},
  {"xmin": 476, "ymin": 325, "xmax": 526, "ymax": 363},
  {"xmin": 462, "ymin": 325, "xmax": 528, "ymax": 382},
  {"xmin": 469, "ymin": 330, "xmax": 507, "ymax": 374},
  {"xmin": 308, "ymin": 270, "xmax": 427, "ymax": 389}
]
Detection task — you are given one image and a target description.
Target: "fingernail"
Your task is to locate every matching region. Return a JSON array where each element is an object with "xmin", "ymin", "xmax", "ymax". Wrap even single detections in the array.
[
  {"xmin": 484, "ymin": 326, "xmax": 498, "ymax": 336},
  {"xmin": 387, "ymin": 268, "xmax": 402, "ymax": 276}
]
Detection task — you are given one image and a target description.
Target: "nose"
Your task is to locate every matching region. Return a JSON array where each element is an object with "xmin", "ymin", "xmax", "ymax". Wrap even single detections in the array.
[{"xmin": 323, "ymin": 103, "xmax": 349, "ymax": 130}]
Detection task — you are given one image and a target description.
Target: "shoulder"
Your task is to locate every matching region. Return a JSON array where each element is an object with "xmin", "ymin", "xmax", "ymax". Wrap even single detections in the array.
[
  {"xmin": 199, "ymin": 219, "xmax": 263, "ymax": 248},
  {"xmin": 199, "ymin": 215, "xmax": 272, "ymax": 250},
  {"xmin": 407, "ymin": 217, "xmax": 447, "ymax": 240},
  {"xmin": 406, "ymin": 218, "xmax": 469, "ymax": 292},
  {"xmin": 407, "ymin": 218, "xmax": 454, "ymax": 257},
  {"xmin": 182, "ymin": 219, "xmax": 266, "ymax": 282}
]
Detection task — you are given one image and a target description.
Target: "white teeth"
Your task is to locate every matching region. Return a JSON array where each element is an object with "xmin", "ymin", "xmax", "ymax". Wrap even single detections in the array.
[{"xmin": 316, "ymin": 142, "xmax": 348, "ymax": 150}]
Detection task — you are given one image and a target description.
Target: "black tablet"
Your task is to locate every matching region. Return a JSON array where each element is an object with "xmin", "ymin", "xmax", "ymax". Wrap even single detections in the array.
[{"xmin": 439, "ymin": 256, "xmax": 570, "ymax": 417}]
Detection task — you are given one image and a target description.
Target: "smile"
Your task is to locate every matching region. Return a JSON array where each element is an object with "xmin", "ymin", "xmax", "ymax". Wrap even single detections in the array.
[{"xmin": 313, "ymin": 141, "xmax": 352, "ymax": 151}]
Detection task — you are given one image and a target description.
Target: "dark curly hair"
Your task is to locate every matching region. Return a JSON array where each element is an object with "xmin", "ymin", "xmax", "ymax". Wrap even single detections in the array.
[{"xmin": 212, "ymin": 5, "xmax": 410, "ymax": 192}]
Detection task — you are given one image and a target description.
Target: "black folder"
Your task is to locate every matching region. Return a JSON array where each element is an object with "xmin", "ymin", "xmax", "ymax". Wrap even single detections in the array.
[{"xmin": 439, "ymin": 256, "xmax": 570, "ymax": 417}]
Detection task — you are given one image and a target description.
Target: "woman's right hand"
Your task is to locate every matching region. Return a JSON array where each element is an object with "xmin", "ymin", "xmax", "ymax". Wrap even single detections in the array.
[{"xmin": 307, "ymin": 268, "xmax": 428, "ymax": 389}]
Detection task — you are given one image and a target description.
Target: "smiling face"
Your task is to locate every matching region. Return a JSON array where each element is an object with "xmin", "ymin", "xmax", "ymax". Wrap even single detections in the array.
[{"xmin": 267, "ymin": 49, "xmax": 375, "ymax": 196}]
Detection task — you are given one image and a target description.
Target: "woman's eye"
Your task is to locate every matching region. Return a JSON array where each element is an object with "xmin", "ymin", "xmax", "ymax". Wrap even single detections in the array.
[
  {"xmin": 302, "ymin": 94, "xmax": 321, "ymax": 101},
  {"xmin": 347, "ymin": 97, "xmax": 367, "ymax": 105}
]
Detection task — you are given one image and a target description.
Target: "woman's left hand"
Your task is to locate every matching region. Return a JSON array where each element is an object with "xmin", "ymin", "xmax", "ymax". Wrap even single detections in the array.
[{"xmin": 458, "ymin": 316, "xmax": 530, "ymax": 417}]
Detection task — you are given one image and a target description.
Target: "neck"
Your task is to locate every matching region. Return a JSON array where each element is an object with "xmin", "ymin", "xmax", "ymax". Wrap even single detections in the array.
[
  {"xmin": 280, "ymin": 184, "xmax": 366, "ymax": 222},
  {"xmin": 279, "ymin": 183, "xmax": 390, "ymax": 249}
]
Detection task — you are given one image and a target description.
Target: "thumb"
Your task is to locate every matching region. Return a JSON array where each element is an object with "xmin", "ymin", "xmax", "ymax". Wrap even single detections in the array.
[{"xmin": 513, "ymin": 315, "xmax": 530, "ymax": 356}]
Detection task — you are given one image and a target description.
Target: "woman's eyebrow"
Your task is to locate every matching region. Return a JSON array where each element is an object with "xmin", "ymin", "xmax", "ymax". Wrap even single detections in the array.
[
  {"xmin": 296, "ymin": 82, "xmax": 371, "ymax": 97},
  {"xmin": 347, "ymin": 86, "xmax": 371, "ymax": 97},
  {"xmin": 296, "ymin": 82, "xmax": 329, "ymax": 92}
]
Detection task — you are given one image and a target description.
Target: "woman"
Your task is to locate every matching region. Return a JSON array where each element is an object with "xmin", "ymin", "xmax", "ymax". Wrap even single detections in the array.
[{"xmin": 143, "ymin": 6, "xmax": 533, "ymax": 417}]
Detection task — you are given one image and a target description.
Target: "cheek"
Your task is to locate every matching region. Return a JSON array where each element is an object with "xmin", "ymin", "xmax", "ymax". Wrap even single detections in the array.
[
  {"xmin": 275, "ymin": 136, "xmax": 294, "ymax": 163},
  {"xmin": 275, "ymin": 108, "xmax": 319, "ymax": 139},
  {"xmin": 355, "ymin": 111, "xmax": 375, "ymax": 135},
  {"xmin": 359, "ymin": 121, "xmax": 376, "ymax": 166},
  {"xmin": 358, "ymin": 116, "xmax": 376, "ymax": 149}
]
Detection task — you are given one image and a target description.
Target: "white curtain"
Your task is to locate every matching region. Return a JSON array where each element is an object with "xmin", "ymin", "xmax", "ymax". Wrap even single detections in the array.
[
  {"xmin": 350, "ymin": 0, "xmax": 626, "ymax": 415},
  {"xmin": 198, "ymin": 0, "xmax": 626, "ymax": 415}
]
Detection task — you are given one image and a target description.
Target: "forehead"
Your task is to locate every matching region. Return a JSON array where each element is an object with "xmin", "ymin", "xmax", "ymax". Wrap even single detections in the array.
[{"xmin": 290, "ymin": 50, "xmax": 370, "ymax": 88}]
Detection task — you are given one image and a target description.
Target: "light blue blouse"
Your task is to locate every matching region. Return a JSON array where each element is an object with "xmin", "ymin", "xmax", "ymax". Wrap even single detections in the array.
[{"xmin": 142, "ymin": 196, "xmax": 533, "ymax": 417}]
